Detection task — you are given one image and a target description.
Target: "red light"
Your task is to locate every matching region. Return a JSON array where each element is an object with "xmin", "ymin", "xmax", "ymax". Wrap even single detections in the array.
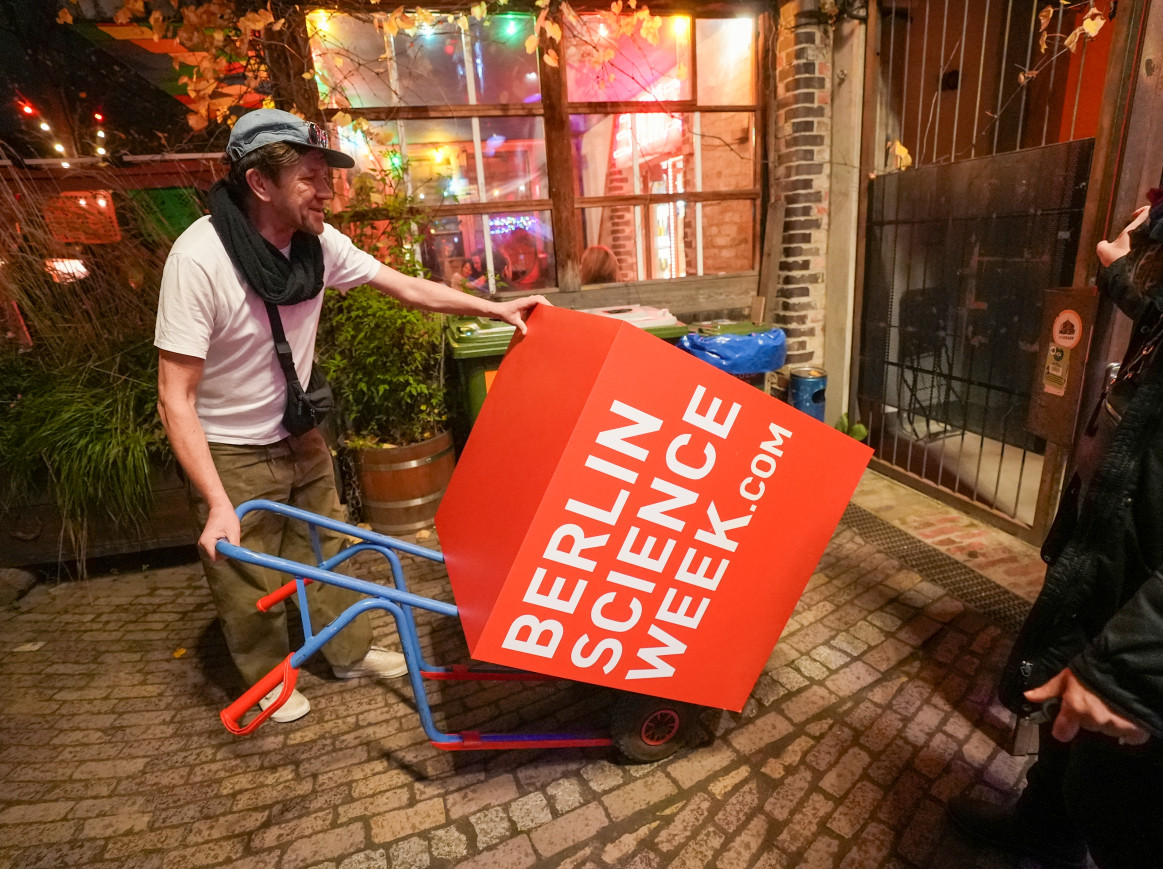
[
  {"xmin": 21, "ymin": 105, "xmax": 33, "ymax": 115},
  {"xmin": 94, "ymin": 112, "xmax": 104, "ymax": 121}
]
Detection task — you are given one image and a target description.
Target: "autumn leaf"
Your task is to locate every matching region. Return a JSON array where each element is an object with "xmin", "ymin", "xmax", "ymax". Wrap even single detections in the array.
[
  {"xmin": 610, "ymin": 1, "xmax": 622, "ymax": 13},
  {"xmin": 888, "ymin": 139, "xmax": 912, "ymax": 169},
  {"xmin": 455, "ymin": 13, "xmax": 469, "ymax": 32},
  {"xmin": 525, "ymin": 33, "xmax": 539, "ymax": 53},
  {"xmin": 414, "ymin": 7, "xmax": 435, "ymax": 27},
  {"xmin": 113, "ymin": 0, "xmax": 145, "ymax": 25},
  {"xmin": 545, "ymin": 20, "xmax": 562, "ymax": 42},
  {"xmin": 640, "ymin": 14, "xmax": 661, "ymax": 45},
  {"xmin": 1039, "ymin": 31, "xmax": 1048, "ymax": 54},
  {"xmin": 470, "ymin": 1, "xmax": 487, "ymax": 20},
  {"xmin": 187, "ymin": 112, "xmax": 209, "ymax": 131},
  {"xmin": 1063, "ymin": 25, "xmax": 1082, "ymax": 53},
  {"xmin": 272, "ymin": 18, "xmax": 285, "ymax": 31},
  {"xmin": 56, "ymin": 7, "xmax": 73, "ymax": 24},
  {"xmin": 1018, "ymin": 68, "xmax": 1039, "ymax": 85},
  {"xmin": 1082, "ymin": 9, "xmax": 1105, "ymax": 37},
  {"xmin": 237, "ymin": 9, "xmax": 274, "ymax": 33},
  {"xmin": 301, "ymin": 70, "xmax": 316, "ymax": 79},
  {"xmin": 333, "ymin": 111, "xmax": 353, "ymax": 128},
  {"xmin": 1038, "ymin": 5, "xmax": 1053, "ymax": 31},
  {"xmin": 544, "ymin": 47, "xmax": 559, "ymax": 67},
  {"xmin": 536, "ymin": 0, "xmax": 550, "ymax": 7}
]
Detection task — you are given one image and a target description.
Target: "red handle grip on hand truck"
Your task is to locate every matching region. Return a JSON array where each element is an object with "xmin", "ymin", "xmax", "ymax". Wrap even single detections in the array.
[
  {"xmin": 257, "ymin": 577, "xmax": 313, "ymax": 613},
  {"xmin": 220, "ymin": 655, "xmax": 299, "ymax": 736}
]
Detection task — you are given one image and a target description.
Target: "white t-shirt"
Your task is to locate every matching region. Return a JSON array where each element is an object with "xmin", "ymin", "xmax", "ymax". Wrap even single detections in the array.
[{"xmin": 155, "ymin": 215, "xmax": 381, "ymax": 445}]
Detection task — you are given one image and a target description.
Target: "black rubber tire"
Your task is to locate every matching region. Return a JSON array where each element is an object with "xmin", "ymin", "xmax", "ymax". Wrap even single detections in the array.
[{"xmin": 610, "ymin": 694, "xmax": 699, "ymax": 763}]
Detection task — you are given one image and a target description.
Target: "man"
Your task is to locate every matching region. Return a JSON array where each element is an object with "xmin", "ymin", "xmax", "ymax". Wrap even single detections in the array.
[
  {"xmin": 950, "ymin": 197, "xmax": 1163, "ymax": 868},
  {"xmin": 156, "ymin": 109, "xmax": 546, "ymax": 723}
]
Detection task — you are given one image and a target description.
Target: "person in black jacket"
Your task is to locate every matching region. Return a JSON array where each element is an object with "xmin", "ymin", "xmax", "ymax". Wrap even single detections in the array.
[{"xmin": 950, "ymin": 194, "xmax": 1163, "ymax": 869}]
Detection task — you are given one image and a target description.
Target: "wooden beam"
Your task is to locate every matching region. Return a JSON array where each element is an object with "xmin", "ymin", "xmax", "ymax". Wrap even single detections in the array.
[
  {"xmin": 538, "ymin": 6, "xmax": 582, "ymax": 293},
  {"xmin": 0, "ymin": 160, "xmax": 223, "ymax": 194}
]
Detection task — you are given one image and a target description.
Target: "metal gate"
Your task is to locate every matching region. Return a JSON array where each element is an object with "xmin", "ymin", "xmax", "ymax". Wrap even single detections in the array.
[{"xmin": 855, "ymin": 0, "xmax": 1111, "ymax": 538}]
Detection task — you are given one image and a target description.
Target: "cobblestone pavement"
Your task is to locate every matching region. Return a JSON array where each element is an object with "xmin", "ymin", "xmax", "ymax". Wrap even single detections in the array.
[{"xmin": 0, "ymin": 473, "xmax": 1055, "ymax": 869}]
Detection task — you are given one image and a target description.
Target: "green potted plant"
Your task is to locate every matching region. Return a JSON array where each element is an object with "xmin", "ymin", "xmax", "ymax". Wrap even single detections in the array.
[
  {"xmin": 317, "ymin": 287, "xmax": 453, "ymax": 534},
  {"xmin": 318, "ymin": 147, "xmax": 454, "ymax": 534}
]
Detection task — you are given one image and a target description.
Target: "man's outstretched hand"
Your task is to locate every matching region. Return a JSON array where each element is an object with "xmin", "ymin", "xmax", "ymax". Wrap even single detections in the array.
[
  {"xmin": 1026, "ymin": 667, "xmax": 1149, "ymax": 745},
  {"xmin": 492, "ymin": 295, "xmax": 550, "ymax": 335}
]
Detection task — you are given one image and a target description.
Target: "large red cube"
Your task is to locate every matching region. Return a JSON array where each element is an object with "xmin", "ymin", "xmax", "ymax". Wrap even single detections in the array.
[{"xmin": 436, "ymin": 306, "xmax": 871, "ymax": 711}]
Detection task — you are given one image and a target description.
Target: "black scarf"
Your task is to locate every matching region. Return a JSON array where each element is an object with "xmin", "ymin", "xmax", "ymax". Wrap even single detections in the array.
[{"xmin": 207, "ymin": 180, "xmax": 325, "ymax": 306}]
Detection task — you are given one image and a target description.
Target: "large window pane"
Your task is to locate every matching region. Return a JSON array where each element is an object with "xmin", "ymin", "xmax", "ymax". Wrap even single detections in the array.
[
  {"xmin": 695, "ymin": 19, "xmax": 756, "ymax": 106},
  {"xmin": 309, "ymin": 12, "xmax": 403, "ymax": 108},
  {"xmin": 571, "ymin": 113, "xmax": 693, "ymax": 198},
  {"xmin": 309, "ymin": 10, "xmax": 541, "ymax": 108},
  {"xmin": 470, "ymin": 14, "xmax": 541, "ymax": 104},
  {"xmin": 479, "ymin": 117, "xmax": 548, "ymax": 202},
  {"xmin": 487, "ymin": 211, "xmax": 556, "ymax": 290},
  {"xmin": 700, "ymin": 201, "xmax": 756, "ymax": 274},
  {"xmin": 699, "ymin": 113, "xmax": 756, "ymax": 190},
  {"xmin": 343, "ymin": 118, "xmax": 546, "ymax": 205},
  {"xmin": 424, "ymin": 211, "xmax": 556, "ymax": 292},
  {"xmin": 579, "ymin": 206, "xmax": 638, "ymax": 283},
  {"xmin": 566, "ymin": 13, "xmax": 692, "ymax": 103}
]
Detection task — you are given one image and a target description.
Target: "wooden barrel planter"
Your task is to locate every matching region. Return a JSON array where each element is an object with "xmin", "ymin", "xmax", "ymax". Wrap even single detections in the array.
[{"xmin": 353, "ymin": 430, "xmax": 456, "ymax": 535}]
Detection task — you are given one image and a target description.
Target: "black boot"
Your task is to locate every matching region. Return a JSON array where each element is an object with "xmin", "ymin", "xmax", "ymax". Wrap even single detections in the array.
[{"xmin": 947, "ymin": 795, "xmax": 1088, "ymax": 869}]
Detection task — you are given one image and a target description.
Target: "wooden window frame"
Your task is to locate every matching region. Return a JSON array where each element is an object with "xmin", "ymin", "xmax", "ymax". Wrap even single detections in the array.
[{"xmin": 317, "ymin": 3, "xmax": 763, "ymax": 292}]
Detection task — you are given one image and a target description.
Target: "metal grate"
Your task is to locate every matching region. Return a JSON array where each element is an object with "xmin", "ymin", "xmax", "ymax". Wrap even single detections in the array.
[
  {"xmin": 857, "ymin": 138, "xmax": 1093, "ymax": 528},
  {"xmin": 838, "ymin": 503, "xmax": 1032, "ymax": 632},
  {"xmin": 877, "ymin": 0, "xmax": 1109, "ymax": 170}
]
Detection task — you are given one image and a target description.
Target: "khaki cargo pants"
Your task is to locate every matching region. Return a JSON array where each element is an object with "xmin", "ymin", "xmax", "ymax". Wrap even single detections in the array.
[{"xmin": 192, "ymin": 429, "xmax": 372, "ymax": 685}]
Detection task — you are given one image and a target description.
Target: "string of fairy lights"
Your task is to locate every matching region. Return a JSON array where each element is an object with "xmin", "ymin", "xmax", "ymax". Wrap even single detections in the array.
[{"xmin": 16, "ymin": 96, "xmax": 108, "ymax": 168}]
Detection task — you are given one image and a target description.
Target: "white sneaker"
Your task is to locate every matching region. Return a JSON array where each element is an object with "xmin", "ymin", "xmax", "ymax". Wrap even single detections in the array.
[
  {"xmin": 258, "ymin": 685, "xmax": 310, "ymax": 723},
  {"xmin": 332, "ymin": 646, "xmax": 408, "ymax": 680}
]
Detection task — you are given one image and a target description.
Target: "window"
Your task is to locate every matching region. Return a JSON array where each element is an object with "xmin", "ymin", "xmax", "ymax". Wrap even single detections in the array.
[{"xmin": 310, "ymin": 6, "xmax": 758, "ymax": 290}]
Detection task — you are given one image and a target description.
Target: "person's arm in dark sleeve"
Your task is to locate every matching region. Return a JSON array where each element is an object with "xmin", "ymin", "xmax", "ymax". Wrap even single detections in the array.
[{"xmin": 1070, "ymin": 572, "xmax": 1163, "ymax": 738}]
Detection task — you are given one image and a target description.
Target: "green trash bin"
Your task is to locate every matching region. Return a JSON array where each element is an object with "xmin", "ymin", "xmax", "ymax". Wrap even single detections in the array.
[
  {"xmin": 448, "ymin": 306, "xmax": 689, "ymax": 429},
  {"xmin": 446, "ymin": 316, "xmax": 517, "ymax": 424}
]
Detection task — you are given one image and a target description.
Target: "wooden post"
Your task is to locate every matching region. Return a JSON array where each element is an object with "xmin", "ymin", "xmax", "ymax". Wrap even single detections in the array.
[
  {"xmin": 1045, "ymin": 0, "xmax": 1162, "ymax": 540},
  {"xmin": 848, "ymin": 0, "xmax": 880, "ymax": 421},
  {"xmin": 538, "ymin": 5, "xmax": 582, "ymax": 293}
]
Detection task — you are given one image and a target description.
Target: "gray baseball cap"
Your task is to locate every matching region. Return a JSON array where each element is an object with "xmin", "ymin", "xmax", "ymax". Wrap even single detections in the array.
[{"xmin": 226, "ymin": 108, "xmax": 355, "ymax": 169}]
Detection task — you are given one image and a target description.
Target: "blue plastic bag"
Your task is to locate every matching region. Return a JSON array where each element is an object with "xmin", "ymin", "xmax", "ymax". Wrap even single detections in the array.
[{"xmin": 676, "ymin": 329, "xmax": 787, "ymax": 376}]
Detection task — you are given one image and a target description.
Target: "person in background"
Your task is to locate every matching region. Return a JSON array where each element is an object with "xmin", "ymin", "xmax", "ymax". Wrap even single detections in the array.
[
  {"xmin": 469, "ymin": 250, "xmax": 512, "ymax": 296},
  {"xmin": 580, "ymin": 244, "xmax": 619, "ymax": 285},
  {"xmin": 949, "ymin": 194, "xmax": 1163, "ymax": 868},
  {"xmin": 155, "ymin": 109, "xmax": 546, "ymax": 724}
]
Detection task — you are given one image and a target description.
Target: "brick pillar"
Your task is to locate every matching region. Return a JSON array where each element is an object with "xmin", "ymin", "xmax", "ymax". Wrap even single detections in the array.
[{"xmin": 773, "ymin": 1, "xmax": 832, "ymax": 366}]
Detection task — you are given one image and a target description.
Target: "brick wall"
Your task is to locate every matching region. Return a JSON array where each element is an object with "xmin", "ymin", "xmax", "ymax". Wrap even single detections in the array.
[{"xmin": 772, "ymin": 1, "xmax": 833, "ymax": 366}]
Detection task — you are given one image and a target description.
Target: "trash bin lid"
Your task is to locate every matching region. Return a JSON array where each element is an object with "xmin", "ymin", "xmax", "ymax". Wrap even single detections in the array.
[
  {"xmin": 445, "ymin": 316, "xmax": 516, "ymax": 359},
  {"xmin": 580, "ymin": 304, "xmax": 680, "ymax": 330}
]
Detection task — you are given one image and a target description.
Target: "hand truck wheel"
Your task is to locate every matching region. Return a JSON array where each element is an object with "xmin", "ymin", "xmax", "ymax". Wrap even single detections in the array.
[{"xmin": 610, "ymin": 693, "xmax": 701, "ymax": 763}]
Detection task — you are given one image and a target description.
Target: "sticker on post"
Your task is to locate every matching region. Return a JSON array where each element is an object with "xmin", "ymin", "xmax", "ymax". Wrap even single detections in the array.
[
  {"xmin": 1053, "ymin": 310, "xmax": 1083, "ymax": 349},
  {"xmin": 1044, "ymin": 345, "xmax": 1069, "ymax": 397}
]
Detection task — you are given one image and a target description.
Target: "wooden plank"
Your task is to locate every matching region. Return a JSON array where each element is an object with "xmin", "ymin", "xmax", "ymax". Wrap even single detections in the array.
[
  {"xmin": 757, "ymin": 198, "xmax": 785, "ymax": 325},
  {"xmin": 542, "ymin": 273, "xmax": 759, "ymax": 320}
]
